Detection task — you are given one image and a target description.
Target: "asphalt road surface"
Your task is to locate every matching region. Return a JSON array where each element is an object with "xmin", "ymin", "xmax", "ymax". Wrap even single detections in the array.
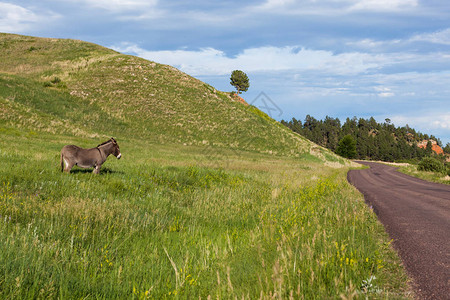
[{"xmin": 348, "ymin": 161, "xmax": 450, "ymax": 300}]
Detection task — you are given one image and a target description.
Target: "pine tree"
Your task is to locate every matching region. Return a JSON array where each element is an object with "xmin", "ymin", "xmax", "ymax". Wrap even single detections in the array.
[
  {"xmin": 336, "ymin": 135, "xmax": 357, "ymax": 159},
  {"xmin": 230, "ymin": 70, "xmax": 250, "ymax": 94}
]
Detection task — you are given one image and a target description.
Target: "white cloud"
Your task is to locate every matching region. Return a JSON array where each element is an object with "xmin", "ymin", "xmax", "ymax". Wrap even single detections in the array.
[
  {"xmin": 374, "ymin": 86, "xmax": 394, "ymax": 97},
  {"xmin": 253, "ymin": 0, "xmax": 419, "ymax": 15},
  {"xmin": 378, "ymin": 92, "xmax": 394, "ymax": 97},
  {"xmin": 391, "ymin": 113, "xmax": 450, "ymax": 131},
  {"xmin": 112, "ymin": 43, "xmax": 388, "ymax": 76},
  {"xmin": 0, "ymin": 2, "xmax": 58, "ymax": 33},
  {"xmin": 258, "ymin": 0, "xmax": 296, "ymax": 10},
  {"xmin": 346, "ymin": 38, "xmax": 403, "ymax": 50},
  {"xmin": 349, "ymin": 0, "xmax": 418, "ymax": 11},
  {"xmin": 251, "ymin": 0, "xmax": 337, "ymax": 15},
  {"xmin": 69, "ymin": 0, "xmax": 158, "ymax": 11},
  {"xmin": 410, "ymin": 28, "xmax": 450, "ymax": 45},
  {"xmin": 347, "ymin": 28, "xmax": 450, "ymax": 51},
  {"xmin": 432, "ymin": 117, "xmax": 450, "ymax": 130},
  {"xmin": 113, "ymin": 42, "xmax": 450, "ymax": 80}
]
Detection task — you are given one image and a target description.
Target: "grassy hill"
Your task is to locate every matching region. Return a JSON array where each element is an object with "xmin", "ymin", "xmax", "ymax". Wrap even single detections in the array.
[
  {"xmin": 0, "ymin": 32, "xmax": 326, "ymax": 157},
  {"xmin": 0, "ymin": 33, "xmax": 413, "ymax": 298}
]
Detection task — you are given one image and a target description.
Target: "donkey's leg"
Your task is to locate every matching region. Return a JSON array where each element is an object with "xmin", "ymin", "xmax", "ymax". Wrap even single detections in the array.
[
  {"xmin": 63, "ymin": 157, "xmax": 74, "ymax": 173},
  {"xmin": 93, "ymin": 165, "xmax": 101, "ymax": 174}
]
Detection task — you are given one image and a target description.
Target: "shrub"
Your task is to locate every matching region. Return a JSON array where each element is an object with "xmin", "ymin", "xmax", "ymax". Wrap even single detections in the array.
[
  {"xmin": 43, "ymin": 77, "xmax": 66, "ymax": 88},
  {"xmin": 51, "ymin": 77, "xmax": 61, "ymax": 84},
  {"xmin": 417, "ymin": 157, "xmax": 445, "ymax": 173}
]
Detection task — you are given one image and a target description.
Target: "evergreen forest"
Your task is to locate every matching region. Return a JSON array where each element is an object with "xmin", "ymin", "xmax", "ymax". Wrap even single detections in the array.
[{"xmin": 281, "ymin": 115, "xmax": 448, "ymax": 162}]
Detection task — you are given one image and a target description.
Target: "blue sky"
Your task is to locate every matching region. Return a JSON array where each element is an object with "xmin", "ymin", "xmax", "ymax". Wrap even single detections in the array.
[{"xmin": 2, "ymin": 0, "xmax": 450, "ymax": 145}]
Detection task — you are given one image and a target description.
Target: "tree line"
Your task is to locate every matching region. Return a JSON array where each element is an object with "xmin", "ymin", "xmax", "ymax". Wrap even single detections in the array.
[{"xmin": 281, "ymin": 115, "xmax": 448, "ymax": 161}]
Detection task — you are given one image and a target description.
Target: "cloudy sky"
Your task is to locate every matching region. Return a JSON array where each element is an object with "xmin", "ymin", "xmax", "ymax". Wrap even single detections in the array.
[{"xmin": 2, "ymin": 0, "xmax": 450, "ymax": 144}]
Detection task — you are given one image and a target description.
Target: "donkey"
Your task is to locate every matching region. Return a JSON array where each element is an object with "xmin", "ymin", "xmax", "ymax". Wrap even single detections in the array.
[{"xmin": 60, "ymin": 138, "xmax": 121, "ymax": 174}]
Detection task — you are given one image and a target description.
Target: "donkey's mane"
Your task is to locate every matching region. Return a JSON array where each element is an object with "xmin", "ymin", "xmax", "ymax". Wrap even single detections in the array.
[{"xmin": 97, "ymin": 138, "xmax": 114, "ymax": 147}]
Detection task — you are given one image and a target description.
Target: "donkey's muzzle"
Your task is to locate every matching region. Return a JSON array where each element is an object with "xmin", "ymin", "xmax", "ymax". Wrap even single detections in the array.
[{"xmin": 117, "ymin": 153, "xmax": 122, "ymax": 159}]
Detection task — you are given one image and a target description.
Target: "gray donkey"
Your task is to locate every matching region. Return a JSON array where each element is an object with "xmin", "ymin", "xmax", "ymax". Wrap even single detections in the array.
[{"xmin": 61, "ymin": 138, "xmax": 121, "ymax": 174}]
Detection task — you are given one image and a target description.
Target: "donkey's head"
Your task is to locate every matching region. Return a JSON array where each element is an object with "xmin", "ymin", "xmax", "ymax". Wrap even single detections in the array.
[{"xmin": 110, "ymin": 138, "xmax": 122, "ymax": 159}]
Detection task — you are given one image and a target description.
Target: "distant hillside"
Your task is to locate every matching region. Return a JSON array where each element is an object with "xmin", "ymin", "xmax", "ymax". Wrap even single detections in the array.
[
  {"xmin": 282, "ymin": 115, "xmax": 446, "ymax": 162},
  {"xmin": 0, "ymin": 33, "xmax": 345, "ymax": 161}
]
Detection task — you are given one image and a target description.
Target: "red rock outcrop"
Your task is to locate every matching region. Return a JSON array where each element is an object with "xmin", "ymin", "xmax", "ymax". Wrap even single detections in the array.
[
  {"xmin": 417, "ymin": 140, "xmax": 444, "ymax": 155},
  {"xmin": 231, "ymin": 93, "xmax": 249, "ymax": 106}
]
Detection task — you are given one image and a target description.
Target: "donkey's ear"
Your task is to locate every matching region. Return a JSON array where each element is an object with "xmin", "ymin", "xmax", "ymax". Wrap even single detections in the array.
[{"xmin": 111, "ymin": 137, "xmax": 117, "ymax": 144}]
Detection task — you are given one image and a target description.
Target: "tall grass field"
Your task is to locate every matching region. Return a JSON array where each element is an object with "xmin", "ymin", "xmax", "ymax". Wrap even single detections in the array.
[
  {"xmin": 0, "ymin": 133, "xmax": 412, "ymax": 299},
  {"xmin": 0, "ymin": 33, "xmax": 412, "ymax": 298}
]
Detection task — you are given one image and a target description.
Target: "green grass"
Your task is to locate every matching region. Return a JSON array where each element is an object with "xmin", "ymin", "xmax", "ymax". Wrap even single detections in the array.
[
  {"xmin": 0, "ymin": 32, "xmax": 412, "ymax": 298},
  {"xmin": 397, "ymin": 164, "xmax": 450, "ymax": 185},
  {"xmin": 0, "ymin": 133, "xmax": 412, "ymax": 299},
  {"xmin": 0, "ymin": 73, "xmax": 115, "ymax": 138}
]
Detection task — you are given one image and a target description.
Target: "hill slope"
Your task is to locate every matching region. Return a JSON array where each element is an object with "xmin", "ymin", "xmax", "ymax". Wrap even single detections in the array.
[{"xmin": 0, "ymin": 33, "xmax": 337, "ymax": 160}]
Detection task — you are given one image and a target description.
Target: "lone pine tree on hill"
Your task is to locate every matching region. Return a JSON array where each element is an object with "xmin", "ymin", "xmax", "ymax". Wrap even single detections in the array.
[{"xmin": 230, "ymin": 70, "xmax": 250, "ymax": 94}]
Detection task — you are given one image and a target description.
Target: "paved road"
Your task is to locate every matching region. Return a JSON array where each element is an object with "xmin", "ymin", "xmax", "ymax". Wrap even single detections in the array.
[{"xmin": 348, "ymin": 161, "xmax": 450, "ymax": 300}]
